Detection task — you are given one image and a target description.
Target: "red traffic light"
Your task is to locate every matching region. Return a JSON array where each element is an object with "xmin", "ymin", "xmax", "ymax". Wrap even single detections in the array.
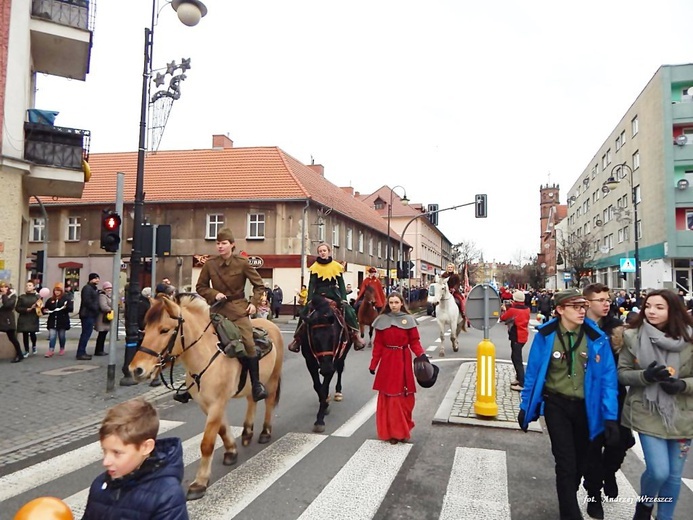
[{"xmin": 103, "ymin": 213, "xmax": 121, "ymax": 230}]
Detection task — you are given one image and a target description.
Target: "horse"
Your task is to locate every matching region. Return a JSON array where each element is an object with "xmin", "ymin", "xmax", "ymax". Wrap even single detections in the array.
[
  {"xmin": 357, "ymin": 285, "xmax": 378, "ymax": 348},
  {"xmin": 299, "ymin": 295, "xmax": 351, "ymax": 433},
  {"xmin": 128, "ymin": 294, "xmax": 283, "ymax": 501},
  {"xmin": 428, "ymin": 277, "xmax": 465, "ymax": 356}
]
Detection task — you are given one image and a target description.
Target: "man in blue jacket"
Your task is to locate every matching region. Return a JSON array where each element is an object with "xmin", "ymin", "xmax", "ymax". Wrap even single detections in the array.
[{"xmin": 518, "ymin": 288, "xmax": 619, "ymax": 520}]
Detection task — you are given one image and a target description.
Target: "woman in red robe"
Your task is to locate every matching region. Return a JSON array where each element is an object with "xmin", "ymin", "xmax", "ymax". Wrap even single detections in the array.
[{"xmin": 369, "ymin": 292, "xmax": 425, "ymax": 444}]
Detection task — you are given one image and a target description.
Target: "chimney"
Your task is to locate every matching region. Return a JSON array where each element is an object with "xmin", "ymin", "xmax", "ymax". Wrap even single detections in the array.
[
  {"xmin": 212, "ymin": 134, "xmax": 234, "ymax": 149},
  {"xmin": 308, "ymin": 164, "xmax": 324, "ymax": 176},
  {"xmin": 340, "ymin": 186, "xmax": 354, "ymax": 196}
]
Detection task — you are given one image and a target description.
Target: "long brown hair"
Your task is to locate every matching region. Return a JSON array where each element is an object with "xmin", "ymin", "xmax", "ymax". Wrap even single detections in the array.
[
  {"xmin": 380, "ymin": 292, "xmax": 411, "ymax": 315},
  {"xmin": 628, "ymin": 289, "xmax": 693, "ymax": 341}
]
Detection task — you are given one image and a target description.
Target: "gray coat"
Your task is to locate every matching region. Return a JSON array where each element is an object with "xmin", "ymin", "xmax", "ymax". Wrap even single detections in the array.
[
  {"xmin": 16, "ymin": 292, "xmax": 40, "ymax": 333},
  {"xmin": 618, "ymin": 328, "xmax": 693, "ymax": 439},
  {"xmin": 94, "ymin": 292, "xmax": 113, "ymax": 333}
]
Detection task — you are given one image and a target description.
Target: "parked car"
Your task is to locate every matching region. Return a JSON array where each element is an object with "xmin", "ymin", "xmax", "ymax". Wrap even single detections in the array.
[{"xmin": 427, "ymin": 284, "xmax": 438, "ymax": 316}]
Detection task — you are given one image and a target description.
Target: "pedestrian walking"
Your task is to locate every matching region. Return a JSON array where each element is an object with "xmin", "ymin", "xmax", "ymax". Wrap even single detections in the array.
[
  {"xmin": 271, "ymin": 284, "xmax": 283, "ymax": 319},
  {"xmin": 518, "ymin": 288, "xmax": 619, "ymax": 520},
  {"xmin": 43, "ymin": 283, "xmax": 73, "ymax": 357},
  {"xmin": 81, "ymin": 399, "xmax": 188, "ymax": 520},
  {"xmin": 500, "ymin": 290, "xmax": 530, "ymax": 392},
  {"xmin": 93, "ymin": 282, "xmax": 114, "ymax": 356},
  {"xmin": 618, "ymin": 289, "xmax": 693, "ymax": 520},
  {"xmin": 581, "ymin": 283, "xmax": 634, "ymax": 518},
  {"xmin": 76, "ymin": 273, "xmax": 101, "ymax": 360},
  {"xmin": 368, "ymin": 292, "xmax": 426, "ymax": 444},
  {"xmin": 0, "ymin": 281, "xmax": 23, "ymax": 363},
  {"xmin": 15, "ymin": 281, "xmax": 41, "ymax": 356}
]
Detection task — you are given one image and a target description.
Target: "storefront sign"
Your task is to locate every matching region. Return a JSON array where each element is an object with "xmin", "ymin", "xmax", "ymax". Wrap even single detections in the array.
[{"xmin": 247, "ymin": 256, "xmax": 264, "ymax": 268}]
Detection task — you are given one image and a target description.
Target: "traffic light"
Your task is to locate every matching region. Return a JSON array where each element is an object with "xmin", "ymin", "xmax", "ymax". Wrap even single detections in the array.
[
  {"xmin": 101, "ymin": 209, "xmax": 122, "ymax": 253},
  {"xmin": 475, "ymin": 194, "xmax": 487, "ymax": 218},
  {"xmin": 620, "ymin": 272, "xmax": 627, "ymax": 281},
  {"xmin": 29, "ymin": 251, "xmax": 44, "ymax": 281}
]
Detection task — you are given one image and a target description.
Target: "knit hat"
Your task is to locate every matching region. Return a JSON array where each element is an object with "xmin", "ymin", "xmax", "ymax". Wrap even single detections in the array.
[
  {"xmin": 102, "ymin": 282, "xmax": 113, "ymax": 290},
  {"xmin": 216, "ymin": 228, "xmax": 235, "ymax": 242},
  {"xmin": 368, "ymin": 267, "xmax": 377, "ymax": 273},
  {"xmin": 53, "ymin": 282, "xmax": 64, "ymax": 291},
  {"xmin": 155, "ymin": 283, "xmax": 168, "ymax": 294},
  {"xmin": 141, "ymin": 287, "xmax": 152, "ymax": 298},
  {"xmin": 88, "ymin": 273, "xmax": 100, "ymax": 281},
  {"xmin": 553, "ymin": 288, "xmax": 586, "ymax": 307},
  {"xmin": 513, "ymin": 290, "xmax": 525, "ymax": 303}
]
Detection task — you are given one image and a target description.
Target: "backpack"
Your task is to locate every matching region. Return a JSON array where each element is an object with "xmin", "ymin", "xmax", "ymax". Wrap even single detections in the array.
[{"xmin": 210, "ymin": 312, "xmax": 245, "ymax": 358}]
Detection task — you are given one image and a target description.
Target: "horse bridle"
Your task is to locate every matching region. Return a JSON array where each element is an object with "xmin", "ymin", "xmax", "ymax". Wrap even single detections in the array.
[{"xmin": 306, "ymin": 299, "xmax": 349, "ymax": 361}]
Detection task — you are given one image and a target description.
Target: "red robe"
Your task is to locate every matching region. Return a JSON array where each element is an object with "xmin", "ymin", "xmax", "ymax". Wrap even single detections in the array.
[
  {"xmin": 369, "ymin": 321, "xmax": 425, "ymax": 442},
  {"xmin": 357, "ymin": 277, "xmax": 386, "ymax": 308}
]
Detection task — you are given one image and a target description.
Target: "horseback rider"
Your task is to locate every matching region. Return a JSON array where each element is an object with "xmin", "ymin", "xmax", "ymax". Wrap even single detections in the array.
[
  {"xmin": 288, "ymin": 243, "xmax": 365, "ymax": 352},
  {"xmin": 356, "ymin": 267, "xmax": 386, "ymax": 312},
  {"xmin": 195, "ymin": 228, "xmax": 268, "ymax": 402},
  {"xmin": 441, "ymin": 263, "xmax": 466, "ymax": 318}
]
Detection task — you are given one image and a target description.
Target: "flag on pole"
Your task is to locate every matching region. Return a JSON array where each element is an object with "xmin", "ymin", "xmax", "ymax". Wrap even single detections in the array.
[{"xmin": 463, "ymin": 264, "xmax": 471, "ymax": 295}]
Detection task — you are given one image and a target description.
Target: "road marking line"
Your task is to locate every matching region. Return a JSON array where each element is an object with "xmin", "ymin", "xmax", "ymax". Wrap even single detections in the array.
[
  {"xmin": 298, "ymin": 440, "xmax": 412, "ymax": 520},
  {"xmin": 331, "ymin": 396, "xmax": 377, "ymax": 437},
  {"xmin": 64, "ymin": 427, "xmax": 244, "ymax": 518},
  {"xmin": 0, "ymin": 420, "xmax": 183, "ymax": 502},
  {"xmin": 577, "ymin": 470, "xmax": 639, "ymax": 517},
  {"xmin": 186, "ymin": 432, "xmax": 326, "ymax": 519},
  {"xmin": 426, "ymin": 345, "xmax": 438, "ymax": 352},
  {"xmin": 440, "ymin": 447, "xmax": 511, "ymax": 519}
]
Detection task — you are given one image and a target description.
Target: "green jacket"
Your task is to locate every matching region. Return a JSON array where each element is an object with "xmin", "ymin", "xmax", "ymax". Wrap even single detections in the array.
[{"xmin": 618, "ymin": 328, "xmax": 693, "ymax": 439}]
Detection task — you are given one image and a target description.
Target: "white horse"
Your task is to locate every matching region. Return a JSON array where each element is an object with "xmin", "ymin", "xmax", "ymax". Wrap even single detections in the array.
[{"xmin": 428, "ymin": 276, "xmax": 465, "ymax": 357}]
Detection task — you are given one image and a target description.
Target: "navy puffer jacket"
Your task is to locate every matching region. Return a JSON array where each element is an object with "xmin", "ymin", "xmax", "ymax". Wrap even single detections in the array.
[{"xmin": 81, "ymin": 437, "xmax": 188, "ymax": 520}]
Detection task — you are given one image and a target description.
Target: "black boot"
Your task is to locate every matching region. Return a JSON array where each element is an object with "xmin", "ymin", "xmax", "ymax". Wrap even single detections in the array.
[
  {"xmin": 247, "ymin": 355, "xmax": 268, "ymax": 402},
  {"xmin": 586, "ymin": 492, "xmax": 604, "ymax": 519},
  {"xmin": 632, "ymin": 502, "xmax": 653, "ymax": 520},
  {"xmin": 119, "ymin": 346, "xmax": 139, "ymax": 387},
  {"xmin": 603, "ymin": 471, "xmax": 618, "ymax": 499},
  {"xmin": 287, "ymin": 323, "xmax": 303, "ymax": 352}
]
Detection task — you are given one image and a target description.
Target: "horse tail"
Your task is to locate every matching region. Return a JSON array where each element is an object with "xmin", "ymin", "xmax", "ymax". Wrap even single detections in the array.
[{"xmin": 274, "ymin": 377, "xmax": 281, "ymax": 405}]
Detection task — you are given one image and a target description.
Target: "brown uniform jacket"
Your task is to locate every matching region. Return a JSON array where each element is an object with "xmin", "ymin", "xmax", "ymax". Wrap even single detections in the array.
[{"xmin": 196, "ymin": 254, "xmax": 265, "ymax": 321}]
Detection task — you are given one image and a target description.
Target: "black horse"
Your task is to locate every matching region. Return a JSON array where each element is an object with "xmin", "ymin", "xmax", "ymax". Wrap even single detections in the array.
[{"xmin": 300, "ymin": 295, "xmax": 351, "ymax": 433}]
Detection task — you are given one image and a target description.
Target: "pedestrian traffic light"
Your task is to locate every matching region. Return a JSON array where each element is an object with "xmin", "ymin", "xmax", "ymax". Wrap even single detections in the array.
[
  {"xmin": 620, "ymin": 272, "xmax": 627, "ymax": 281},
  {"xmin": 101, "ymin": 209, "xmax": 122, "ymax": 253},
  {"xmin": 475, "ymin": 194, "xmax": 487, "ymax": 218}
]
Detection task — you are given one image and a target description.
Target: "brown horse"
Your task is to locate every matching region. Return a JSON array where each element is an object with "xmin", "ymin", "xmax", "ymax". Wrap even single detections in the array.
[
  {"xmin": 357, "ymin": 285, "xmax": 378, "ymax": 348},
  {"xmin": 128, "ymin": 295, "xmax": 283, "ymax": 501}
]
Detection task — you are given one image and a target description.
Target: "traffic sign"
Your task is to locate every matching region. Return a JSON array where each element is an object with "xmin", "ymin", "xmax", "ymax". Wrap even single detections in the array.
[
  {"xmin": 619, "ymin": 257, "xmax": 636, "ymax": 273},
  {"xmin": 563, "ymin": 272, "xmax": 572, "ymax": 281},
  {"xmin": 466, "ymin": 284, "xmax": 501, "ymax": 332}
]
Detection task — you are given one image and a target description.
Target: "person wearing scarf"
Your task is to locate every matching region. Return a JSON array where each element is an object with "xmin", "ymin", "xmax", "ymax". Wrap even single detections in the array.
[
  {"xmin": 618, "ymin": 289, "xmax": 693, "ymax": 520},
  {"xmin": 43, "ymin": 282, "xmax": 74, "ymax": 357},
  {"xmin": 368, "ymin": 292, "xmax": 426, "ymax": 444},
  {"xmin": 287, "ymin": 243, "xmax": 364, "ymax": 352}
]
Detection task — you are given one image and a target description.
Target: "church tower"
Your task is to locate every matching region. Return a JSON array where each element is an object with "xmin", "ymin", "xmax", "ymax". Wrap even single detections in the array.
[{"xmin": 538, "ymin": 184, "xmax": 560, "ymax": 286}]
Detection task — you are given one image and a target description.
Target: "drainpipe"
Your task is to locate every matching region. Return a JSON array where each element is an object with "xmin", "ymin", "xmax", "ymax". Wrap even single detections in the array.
[
  {"xmin": 301, "ymin": 199, "xmax": 310, "ymax": 287},
  {"xmin": 33, "ymin": 196, "xmax": 48, "ymax": 284}
]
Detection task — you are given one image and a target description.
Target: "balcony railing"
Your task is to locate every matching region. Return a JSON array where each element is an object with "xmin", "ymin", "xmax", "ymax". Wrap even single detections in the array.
[
  {"xmin": 24, "ymin": 122, "xmax": 91, "ymax": 171},
  {"xmin": 31, "ymin": 0, "xmax": 96, "ymax": 32}
]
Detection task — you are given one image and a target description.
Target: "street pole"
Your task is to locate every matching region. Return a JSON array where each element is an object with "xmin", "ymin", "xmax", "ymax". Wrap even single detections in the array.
[
  {"xmin": 630, "ymin": 167, "xmax": 641, "ymax": 295},
  {"xmin": 107, "ymin": 172, "xmax": 124, "ymax": 392},
  {"xmin": 386, "ymin": 200, "xmax": 392, "ymax": 291}
]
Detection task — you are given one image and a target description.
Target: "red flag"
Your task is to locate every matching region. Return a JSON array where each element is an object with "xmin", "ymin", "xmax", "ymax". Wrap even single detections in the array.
[{"xmin": 463, "ymin": 264, "xmax": 471, "ymax": 295}]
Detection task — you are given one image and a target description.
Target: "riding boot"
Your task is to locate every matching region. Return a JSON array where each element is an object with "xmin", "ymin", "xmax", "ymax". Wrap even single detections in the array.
[
  {"xmin": 350, "ymin": 328, "xmax": 365, "ymax": 351},
  {"xmin": 247, "ymin": 355, "xmax": 268, "ymax": 402},
  {"xmin": 287, "ymin": 323, "xmax": 304, "ymax": 353}
]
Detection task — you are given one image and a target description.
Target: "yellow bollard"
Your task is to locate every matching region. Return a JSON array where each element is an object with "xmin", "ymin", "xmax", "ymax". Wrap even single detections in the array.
[{"xmin": 474, "ymin": 339, "xmax": 498, "ymax": 417}]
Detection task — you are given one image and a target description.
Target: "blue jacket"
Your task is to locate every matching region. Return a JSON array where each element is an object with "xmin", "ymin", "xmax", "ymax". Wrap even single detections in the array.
[
  {"xmin": 82, "ymin": 437, "xmax": 188, "ymax": 520},
  {"xmin": 519, "ymin": 317, "xmax": 618, "ymax": 440}
]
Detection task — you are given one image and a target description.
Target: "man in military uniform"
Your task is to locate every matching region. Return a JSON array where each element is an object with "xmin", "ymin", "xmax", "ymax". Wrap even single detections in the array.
[{"xmin": 196, "ymin": 228, "xmax": 268, "ymax": 402}]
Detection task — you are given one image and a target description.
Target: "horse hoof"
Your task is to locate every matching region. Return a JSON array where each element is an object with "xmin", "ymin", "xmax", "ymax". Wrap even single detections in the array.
[
  {"xmin": 313, "ymin": 424, "xmax": 325, "ymax": 433},
  {"xmin": 241, "ymin": 435, "xmax": 252, "ymax": 447},
  {"xmin": 258, "ymin": 432, "xmax": 271, "ymax": 444},
  {"xmin": 452, "ymin": 345, "xmax": 459, "ymax": 352},
  {"xmin": 186, "ymin": 483, "xmax": 207, "ymax": 501},
  {"xmin": 334, "ymin": 393, "xmax": 343, "ymax": 402},
  {"xmin": 223, "ymin": 452, "xmax": 238, "ymax": 465},
  {"xmin": 439, "ymin": 351, "xmax": 445, "ymax": 357}
]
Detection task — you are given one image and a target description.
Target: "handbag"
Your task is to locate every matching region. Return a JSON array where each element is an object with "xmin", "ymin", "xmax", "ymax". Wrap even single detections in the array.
[{"xmin": 104, "ymin": 310, "xmax": 114, "ymax": 323}]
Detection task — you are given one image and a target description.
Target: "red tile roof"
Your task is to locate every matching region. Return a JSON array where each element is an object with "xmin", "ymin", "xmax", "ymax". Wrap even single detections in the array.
[{"xmin": 46, "ymin": 146, "xmax": 402, "ymax": 240}]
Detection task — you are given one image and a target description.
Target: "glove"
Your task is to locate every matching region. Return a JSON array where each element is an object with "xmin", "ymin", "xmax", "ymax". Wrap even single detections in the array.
[
  {"xmin": 643, "ymin": 361, "xmax": 671, "ymax": 383},
  {"xmin": 604, "ymin": 420, "xmax": 620, "ymax": 447},
  {"xmin": 517, "ymin": 409, "xmax": 528, "ymax": 432},
  {"xmin": 369, "ymin": 369, "xmax": 375, "ymax": 375},
  {"xmin": 660, "ymin": 378, "xmax": 687, "ymax": 395}
]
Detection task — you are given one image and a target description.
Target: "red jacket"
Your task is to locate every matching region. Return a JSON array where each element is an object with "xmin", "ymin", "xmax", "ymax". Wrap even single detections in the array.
[
  {"xmin": 500, "ymin": 302, "xmax": 531, "ymax": 343},
  {"xmin": 369, "ymin": 324, "xmax": 425, "ymax": 395},
  {"xmin": 358, "ymin": 277, "xmax": 386, "ymax": 308}
]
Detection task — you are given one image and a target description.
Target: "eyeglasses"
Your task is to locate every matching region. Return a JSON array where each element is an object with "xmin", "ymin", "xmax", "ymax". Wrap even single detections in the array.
[
  {"xmin": 563, "ymin": 304, "xmax": 590, "ymax": 310},
  {"xmin": 588, "ymin": 298, "xmax": 612, "ymax": 304}
]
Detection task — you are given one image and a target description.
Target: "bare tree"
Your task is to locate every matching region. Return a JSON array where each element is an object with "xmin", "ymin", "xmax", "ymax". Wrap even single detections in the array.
[
  {"xmin": 452, "ymin": 240, "xmax": 482, "ymax": 281},
  {"xmin": 556, "ymin": 233, "xmax": 594, "ymax": 288}
]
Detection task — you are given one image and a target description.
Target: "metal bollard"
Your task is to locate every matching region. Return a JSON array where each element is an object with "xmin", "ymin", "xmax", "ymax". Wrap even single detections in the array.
[{"xmin": 474, "ymin": 338, "xmax": 498, "ymax": 417}]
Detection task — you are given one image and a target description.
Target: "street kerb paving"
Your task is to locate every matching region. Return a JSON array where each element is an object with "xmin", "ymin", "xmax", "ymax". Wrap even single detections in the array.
[{"xmin": 434, "ymin": 360, "xmax": 543, "ymax": 433}]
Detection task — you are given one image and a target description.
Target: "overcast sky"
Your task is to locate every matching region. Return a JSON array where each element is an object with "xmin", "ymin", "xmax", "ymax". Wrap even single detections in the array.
[{"xmin": 36, "ymin": 0, "xmax": 693, "ymax": 263}]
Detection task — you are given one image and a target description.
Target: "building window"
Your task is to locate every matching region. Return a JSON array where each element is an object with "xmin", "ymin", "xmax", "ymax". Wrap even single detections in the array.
[
  {"xmin": 636, "ymin": 220, "xmax": 642, "ymax": 240},
  {"xmin": 615, "ymin": 135, "xmax": 621, "ymax": 151},
  {"xmin": 358, "ymin": 231, "xmax": 364, "ymax": 253},
  {"xmin": 374, "ymin": 199, "xmax": 385, "ymax": 210},
  {"xmin": 592, "ymin": 190, "xmax": 599, "ymax": 203},
  {"xmin": 591, "ymin": 164, "xmax": 598, "ymax": 178},
  {"xmin": 206, "ymin": 214, "xmax": 224, "ymax": 239},
  {"xmin": 606, "ymin": 148, "xmax": 612, "ymax": 165},
  {"xmin": 618, "ymin": 228, "xmax": 625, "ymax": 243},
  {"xmin": 332, "ymin": 225, "xmax": 340, "ymax": 248},
  {"xmin": 30, "ymin": 218, "xmax": 45, "ymax": 242},
  {"xmin": 687, "ymin": 211, "xmax": 693, "ymax": 231},
  {"xmin": 631, "ymin": 116, "xmax": 639, "ymax": 137},
  {"xmin": 632, "ymin": 150, "xmax": 640, "ymax": 170},
  {"xmin": 377, "ymin": 241, "xmax": 382, "ymax": 258},
  {"xmin": 247, "ymin": 213, "xmax": 265, "ymax": 239},
  {"xmin": 66, "ymin": 217, "xmax": 81, "ymax": 242},
  {"xmin": 623, "ymin": 226, "xmax": 630, "ymax": 241},
  {"xmin": 620, "ymin": 130, "xmax": 626, "ymax": 146},
  {"xmin": 634, "ymin": 185, "xmax": 641, "ymax": 204},
  {"xmin": 317, "ymin": 222, "xmax": 325, "ymax": 242},
  {"xmin": 368, "ymin": 237, "xmax": 373, "ymax": 256},
  {"xmin": 346, "ymin": 228, "xmax": 353, "ymax": 250},
  {"xmin": 601, "ymin": 153, "xmax": 607, "ymax": 169}
]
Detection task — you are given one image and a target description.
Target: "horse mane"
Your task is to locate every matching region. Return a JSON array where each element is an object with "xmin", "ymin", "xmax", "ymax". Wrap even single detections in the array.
[{"xmin": 145, "ymin": 293, "xmax": 209, "ymax": 324}]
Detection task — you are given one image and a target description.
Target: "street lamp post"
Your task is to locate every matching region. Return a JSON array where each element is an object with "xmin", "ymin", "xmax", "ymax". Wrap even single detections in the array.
[
  {"xmin": 385, "ymin": 186, "xmax": 409, "ymax": 291},
  {"xmin": 604, "ymin": 162, "xmax": 641, "ymax": 295},
  {"xmin": 122, "ymin": 0, "xmax": 207, "ymax": 385}
]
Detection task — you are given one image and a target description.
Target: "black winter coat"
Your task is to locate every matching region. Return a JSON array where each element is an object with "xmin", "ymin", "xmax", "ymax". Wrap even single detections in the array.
[
  {"xmin": 79, "ymin": 282, "xmax": 100, "ymax": 319},
  {"xmin": 0, "ymin": 293, "xmax": 17, "ymax": 332},
  {"xmin": 16, "ymin": 292, "xmax": 40, "ymax": 333},
  {"xmin": 81, "ymin": 437, "xmax": 188, "ymax": 520},
  {"xmin": 44, "ymin": 295, "xmax": 74, "ymax": 330}
]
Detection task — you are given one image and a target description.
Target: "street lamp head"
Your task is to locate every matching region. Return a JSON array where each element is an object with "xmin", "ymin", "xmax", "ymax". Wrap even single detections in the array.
[
  {"xmin": 401, "ymin": 193, "xmax": 410, "ymax": 205},
  {"xmin": 603, "ymin": 176, "xmax": 619, "ymax": 192},
  {"xmin": 172, "ymin": 0, "xmax": 208, "ymax": 26}
]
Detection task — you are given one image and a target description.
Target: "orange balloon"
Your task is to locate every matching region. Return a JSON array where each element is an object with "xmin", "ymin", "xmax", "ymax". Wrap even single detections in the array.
[{"xmin": 14, "ymin": 497, "xmax": 74, "ymax": 520}]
